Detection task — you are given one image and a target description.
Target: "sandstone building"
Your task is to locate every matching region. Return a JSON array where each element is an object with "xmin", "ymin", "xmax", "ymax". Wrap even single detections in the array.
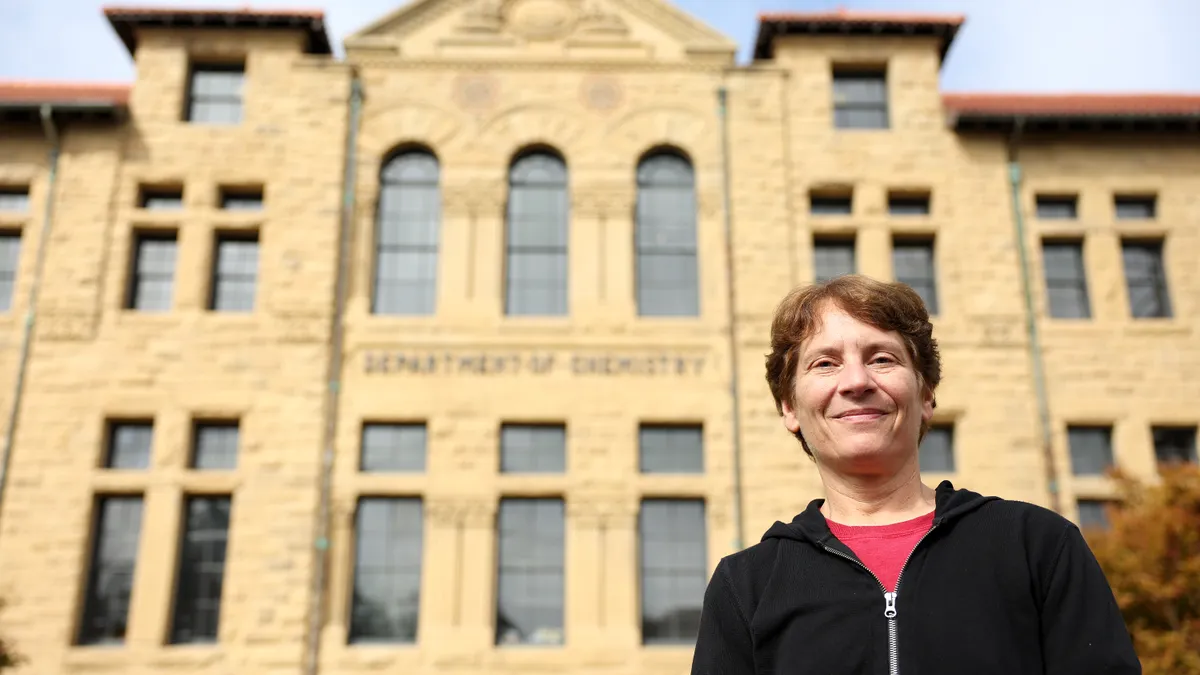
[{"xmin": 0, "ymin": 1, "xmax": 1196, "ymax": 673}]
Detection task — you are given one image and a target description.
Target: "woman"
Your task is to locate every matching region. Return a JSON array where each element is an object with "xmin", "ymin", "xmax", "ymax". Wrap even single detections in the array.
[{"xmin": 691, "ymin": 275, "xmax": 1139, "ymax": 675}]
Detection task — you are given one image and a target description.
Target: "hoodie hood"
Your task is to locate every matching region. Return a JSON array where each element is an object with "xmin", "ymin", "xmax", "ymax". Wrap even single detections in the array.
[{"xmin": 762, "ymin": 480, "xmax": 999, "ymax": 547}]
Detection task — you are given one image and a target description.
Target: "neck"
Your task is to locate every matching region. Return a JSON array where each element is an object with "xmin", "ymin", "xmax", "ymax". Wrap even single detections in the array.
[{"xmin": 816, "ymin": 454, "xmax": 935, "ymax": 526}]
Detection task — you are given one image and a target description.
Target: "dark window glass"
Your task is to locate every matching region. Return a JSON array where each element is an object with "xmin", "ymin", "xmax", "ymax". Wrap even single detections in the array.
[
  {"xmin": 813, "ymin": 236, "xmax": 855, "ymax": 282},
  {"xmin": 1152, "ymin": 426, "xmax": 1197, "ymax": 465},
  {"xmin": 77, "ymin": 496, "xmax": 143, "ymax": 645},
  {"xmin": 1068, "ymin": 426, "xmax": 1113, "ymax": 476},
  {"xmin": 0, "ymin": 233, "xmax": 21, "ymax": 311},
  {"xmin": 1077, "ymin": 500, "xmax": 1110, "ymax": 530},
  {"xmin": 893, "ymin": 238, "xmax": 938, "ymax": 315},
  {"xmin": 350, "ymin": 498, "xmax": 423, "ymax": 643},
  {"xmin": 833, "ymin": 70, "xmax": 888, "ymax": 129},
  {"xmin": 1042, "ymin": 240, "xmax": 1090, "ymax": 319},
  {"xmin": 1115, "ymin": 196, "xmax": 1155, "ymax": 220},
  {"xmin": 374, "ymin": 150, "xmax": 440, "ymax": 315},
  {"xmin": 809, "ymin": 195, "xmax": 852, "ymax": 215},
  {"xmin": 192, "ymin": 422, "xmax": 238, "ymax": 470},
  {"xmin": 128, "ymin": 232, "xmax": 177, "ymax": 312},
  {"xmin": 888, "ymin": 195, "xmax": 930, "ymax": 216},
  {"xmin": 919, "ymin": 425, "xmax": 954, "ymax": 472},
  {"xmin": 639, "ymin": 425, "xmax": 703, "ymax": 474},
  {"xmin": 636, "ymin": 152, "xmax": 698, "ymax": 316},
  {"xmin": 0, "ymin": 187, "xmax": 29, "ymax": 212},
  {"xmin": 209, "ymin": 234, "xmax": 258, "ymax": 312},
  {"xmin": 1036, "ymin": 196, "xmax": 1077, "ymax": 220},
  {"xmin": 360, "ymin": 423, "xmax": 426, "ymax": 472},
  {"xmin": 496, "ymin": 498, "xmax": 564, "ymax": 646},
  {"xmin": 640, "ymin": 499, "xmax": 706, "ymax": 644},
  {"xmin": 506, "ymin": 152, "xmax": 568, "ymax": 316},
  {"xmin": 170, "ymin": 496, "xmax": 231, "ymax": 644},
  {"xmin": 1121, "ymin": 240, "xmax": 1171, "ymax": 319},
  {"xmin": 106, "ymin": 422, "xmax": 152, "ymax": 470},
  {"xmin": 187, "ymin": 66, "xmax": 244, "ymax": 125},
  {"xmin": 220, "ymin": 189, "xmax": 263, "ymax": 211},
  {"xmin": 139, "ymin": 188, "xmax": 183, "ymax": 211},
  {"xmin": 500, "ymin": 424, "xmax": 565, "ymax": 474}
]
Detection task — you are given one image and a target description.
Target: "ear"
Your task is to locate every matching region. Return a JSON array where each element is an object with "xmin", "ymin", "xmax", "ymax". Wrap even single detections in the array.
[
  {"xmin": 780, "ymin": 398, "xmax": 802, "ymax": 434},
  {"xmin": 920, "ymin": 385, "xmax": 935, "ymax": 426}
]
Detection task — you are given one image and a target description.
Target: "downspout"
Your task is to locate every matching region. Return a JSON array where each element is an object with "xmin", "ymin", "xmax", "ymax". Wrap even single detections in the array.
[
  {"xmin": 1005, "ymin": 119, "xmax": 1060, "ymax": 514},
  {"xmin": 305, "ymin": 72, "xmax": 362, "ymax": 675},
  {"xmin": 716, "ymin": 86, "xmax": 746, "ymax": 552},
  {"xmin": 0, "ymin": 105, "xmax": 60, "ymax": 529}
]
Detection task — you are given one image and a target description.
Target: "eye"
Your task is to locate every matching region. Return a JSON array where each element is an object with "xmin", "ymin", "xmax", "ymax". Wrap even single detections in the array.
[
  {"xmin": 812, "ymin": 358, "xmax": 837, "ymax": 369},
  {"xmin": 870, "ymin": 354, "xmax": 896, "ymax": 365}
]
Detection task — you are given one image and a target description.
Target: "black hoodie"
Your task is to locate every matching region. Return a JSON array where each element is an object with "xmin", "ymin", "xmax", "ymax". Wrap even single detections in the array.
[{"xmin": 690, "ymin": 481, "xmax": 1140, "ymax": 675}]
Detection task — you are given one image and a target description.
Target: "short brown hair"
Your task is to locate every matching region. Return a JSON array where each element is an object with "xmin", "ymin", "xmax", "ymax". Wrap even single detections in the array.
[{"xmin": 765, "ymin": 275, "xmax": 942, "ymax": 456}]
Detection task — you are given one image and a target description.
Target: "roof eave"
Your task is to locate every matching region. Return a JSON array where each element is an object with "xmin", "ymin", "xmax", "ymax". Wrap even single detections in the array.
[
  {"xmin": 948, "ymin": 111, "xmax": 1200, "ymax": 134},
  {"xmin": 104, "ymin": 10, "xmax": 332, "ymax": 56},
  {"xmin": 752, "ymin": 19, "xmax": 961, "ymax": 62}
]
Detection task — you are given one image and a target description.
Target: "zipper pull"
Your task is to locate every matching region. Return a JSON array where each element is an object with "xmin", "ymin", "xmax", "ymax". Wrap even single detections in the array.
[{"xmin": 883, "ymin": 592, "xmax": 898, "ymax": 618}]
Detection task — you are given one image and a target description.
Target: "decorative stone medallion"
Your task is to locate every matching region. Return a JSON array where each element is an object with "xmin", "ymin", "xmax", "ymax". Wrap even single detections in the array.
[
  {"xmin": 582, "ymin": 75, "xmax": 623, "ymax": 112},
  {"xmin": 454, "ymin": 74, "xmax": 499, "ymax": 111},
  {"xmin": 504, "ymin": 0, "xmax": 580, "ymax": 41}
]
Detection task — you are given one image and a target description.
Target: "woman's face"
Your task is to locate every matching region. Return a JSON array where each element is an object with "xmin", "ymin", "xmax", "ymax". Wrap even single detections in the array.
[{"xmin": 781, "ymin": 304, "xmax": 933, "ymax": 470}]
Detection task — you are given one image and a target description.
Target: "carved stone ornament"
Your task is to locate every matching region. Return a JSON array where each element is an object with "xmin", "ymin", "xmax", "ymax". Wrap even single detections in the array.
[
  {"xmin": 582, "ymin": 75, "xmax": 624, "ymax": 112},
  {"xmin": 454, "ymin": 74, "xmax": 499, "ymax": 112},
  {"xmin": 457, "ymin": 0, "xmax": 504, "ymax": 33},
  {"xmin": 576, "ymin": 0, "xmax": 629, "ymax": 36},
  {"xmin": 504, "ymin": 0, "xmax": 581, "ymax": 41}
]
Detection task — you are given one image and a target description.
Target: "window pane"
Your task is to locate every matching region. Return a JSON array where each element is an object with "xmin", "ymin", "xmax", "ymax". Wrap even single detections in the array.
[
  {"xmin": 107, "ymin": 422, "xmax": 152, "ymax": 469},
  {"xmin": 640, "ymin": 500, "xmax": 706, "ymax": 644},
  {"xmin": 1122, "ymin": 241, "xmax": 1171, "ymax": 319},
  {"xmin": 1068, "ymin": 426, "xmax": 1113, "ymax": 476},
  {"xmin": 1152, "ymin": 426, "xmax": 1197, "ymax": 465},
  {"xmin": 189, "ymin": 68, "xmax": 244, "ymax": 125},
  {"xmin": 0, "ymin": 188, "xmax": 30, "ymax": 212},
  {"xmin": 140, "ymin": 189, "xmax": 183, "ymax": 211},
  {"xmin": 0, "ymin": 233, "xmax": 21, "ymax": 312},
  {"xmin": 1115, "ymin": 197, "xmax": 1155, "ymax": 220},
  {"xmin": 1036, "ymin": 196, "xmax": 1077, "ymax": 219},
  {"xmin": 361, "ymin": 423, "xmax": 426, "ymax": 472},
  {"xmin": 637, "ymin": 253, "xmax": 699, "ymax": 317},
  {"xmin": 813, "ymin": 238, "xmax": 855, "ymax": 282},
  {"xmin": 374, "ymin": 152, "xmax": 440, "ymax": 316},
  {"xmin": 192, "ymin": 423, "xmax": 238, "ymax": 470},
  {"xmin": 1042, "ymin": 242, "xmax": 1090, "ymax": 319},
  {"xmin": 809, "ymin": 195, "xmax": 852, "ymax": 216},
  {"xmin": 220, "ymin": 191, "xmax": 263, "ymax": 211},
  {"xmin": 919, "ymin": 425, "xmax": 954, "ymax": 472},
  {"xmin": 893, "ymin": 239, "xmax": 938, "ymax": 315},
  {"xmin": 636, "ymin": 154, "xmax": 698, "ymax": 318},
  {"xmin": 639, "ymin": 425, "xmax": 703, "ymax": 473},
  {"xmin": 506, "ymin": 251, "xmax": 567, "ymax": 316},
  {"xmin": 835, "ymin": 107, "xmax": 889, "ymax": 129},
  {"xmin": 1077, "ymin": 500, "xmax": 1110, "ymax": 530},
  {"xmin": 77, "ymin": 496, "xmax": 143, "ymax": 645},
  {"xmin": 350, "ymin": 498, "xmax": 422, "ymax": 643},
  {"xmin": 170, "ymin": 496, "xmax": 231, "ymax": 643},
  {"xmin": 212, "ymin": 236, "xmax": 258, "ymax": 312},
  {"xmin": 501, "ymin": 425, "xmax": 565, "ymax": 473},
  {"xmin": 506, "ymin": 153, "xmax": 568, "ymax": 316},
  {"xmin": 888, "ymin": 196, "xmax": 930, "ymax": 216},
  {"xmin": 496, "ymin": 499, "xmax": 564, "ymax": 646},
  {"xmin": 131, "ymin": 235, "xmax": 177, "ymax": 312}
]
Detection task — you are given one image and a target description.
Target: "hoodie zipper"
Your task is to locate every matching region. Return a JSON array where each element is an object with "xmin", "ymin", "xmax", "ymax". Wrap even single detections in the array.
[{"xmin": 822, "ymin": 523, "xmax": 938, "ymax": 675}]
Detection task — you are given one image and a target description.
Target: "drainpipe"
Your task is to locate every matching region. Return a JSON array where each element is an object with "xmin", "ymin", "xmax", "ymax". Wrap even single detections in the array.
[
  {"xmin": 716, "ymin": 86, "xmax": 746, "ymax": 552},
  {"xmin": 305, "ymin": 72, "xmax": 362, "ymax": 675},
  {"xmin": 0, "ymin": 105, "xmax": 60, "ymax": 529},
  {"xmin": 1005, "ymin": 120, "xmax": 1060, "ymax": 514}
]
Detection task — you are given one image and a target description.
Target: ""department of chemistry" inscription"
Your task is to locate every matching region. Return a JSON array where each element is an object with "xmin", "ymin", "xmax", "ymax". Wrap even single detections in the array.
[{"xmin": 363, "ymin": 350, "xmax": 707, "ymax": 377}]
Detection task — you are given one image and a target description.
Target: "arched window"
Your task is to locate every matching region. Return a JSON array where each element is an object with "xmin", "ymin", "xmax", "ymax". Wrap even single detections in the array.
[
  {"xmin": 374, "ymin": 149, "xmax": 440, "ymax": 315},
  {"xmin": 635, "ymin": 151, "xmax": 698, "ymax": 316},
  {"xmin": 506, "ymin": 151, "xmax": 568, "ymax": 316}
]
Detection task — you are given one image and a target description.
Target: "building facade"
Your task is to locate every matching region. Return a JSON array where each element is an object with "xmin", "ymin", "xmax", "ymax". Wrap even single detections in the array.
[{"xmin": 0, "ymin": 1, "xmax": 1197, "ymax": 673}]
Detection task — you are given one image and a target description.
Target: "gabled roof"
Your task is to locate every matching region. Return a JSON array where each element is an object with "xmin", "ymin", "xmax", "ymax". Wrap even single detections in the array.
[
  {"xmin": 103, "ymin": 6, "xmax": 332, "ymax": 55},
  {"xmin": 0, "ymin": 81, "xmax": 130, "ymax": 123},
  {"xmin": 754, "ymin": 9, "xmax": 965, "ymax": 61},
  {"xmin": 945, "ymin": 93, "xmax": 1200, "ymax": 132}
]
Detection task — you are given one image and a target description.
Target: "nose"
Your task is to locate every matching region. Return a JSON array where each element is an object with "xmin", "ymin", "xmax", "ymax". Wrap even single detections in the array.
[{"xmin": 837, "ymin": 357, "xmax": 875, "ymax": 397}]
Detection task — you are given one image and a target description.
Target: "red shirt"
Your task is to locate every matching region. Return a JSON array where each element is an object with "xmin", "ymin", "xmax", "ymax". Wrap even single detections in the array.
[{"xmin": 826, "ymin": 511, "xmax": 935, "ymax": 593}]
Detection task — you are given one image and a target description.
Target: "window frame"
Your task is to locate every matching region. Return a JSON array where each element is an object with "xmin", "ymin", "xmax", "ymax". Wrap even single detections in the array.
[
  {"xmin": 185, "ymin": 62, "xmax": 246, "ymax": 125},
  {"xmin": 348, "ymin": 496, "xmax": 424, "ymax": 644},
  {"xmin": 0, "ymin": 230, "xmax": 22, "ymax": 312},
  {"xmin": 1067, "ymin": 425, "xmax": 1114, "ymax": 476},
  {"xmin": 168, "ymin": 494, "xmax": 233, "ymax": 644},
  {"xmin": 634, "ymin": 149, "xmax": 699, "ymax": 317},
  {"xmin": 892, "ymin": 235, "xmax": 939, "ymax": 315},
  {"xmin": 638, "ymin": 498, "xmax": 707, "ymax": 645},
  {"xmin": 1035, "ymin": 195, "xmax": 1078, "ymax": 220},
  {"xmin": 494, "ymin": 497, "xmax": 566, "ymax": 647},
  {"xmin": 209, "ymin": 230, "xmax": 260, "ymax": 313},
  {"xmin": 1120, "ymin": 238, "xmax": 1172, "ymax": 319},
  {"xmin": 372, "ymin": 147, "xmax": 441, "ymax": 316},
  {"xmin": 76, "ymin": 494, "xmax": 144, "ymax": 646},
  {"xmin": 504, "ymin": 148, "xmax": 569, "ymax": 317},
  {"xmin": 918, "ymin": 423, "xmax": 955, "ymax": 473},
  {"xmin": 812, "ymin": 234, "xmax": 857, "ymax": 282},
  {"xmin": 1041, "ymin": 238, "xmax": 1091, "ymax": 319},
  {"xmin": 126, "ymin": 230, "xmax": 178, "ymax": 312},
  {"xmin": 831, "ymin": 67, "xmax": 890, "ymax": 130}
]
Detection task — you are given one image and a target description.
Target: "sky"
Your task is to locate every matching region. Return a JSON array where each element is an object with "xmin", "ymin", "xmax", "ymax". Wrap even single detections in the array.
[{"xmin": 1, "ymin": 0, "xmax": 1199, "ymax": 93}]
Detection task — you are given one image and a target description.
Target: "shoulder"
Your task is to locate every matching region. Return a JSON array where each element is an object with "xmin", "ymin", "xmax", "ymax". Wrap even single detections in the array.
[
  {"xmin": 962, "ymin": 497, "xmax": 1083, "ymax": 564},
  {"xmin": 973, "ymin": 497, "xmax": 1077, "ymax": 534}
]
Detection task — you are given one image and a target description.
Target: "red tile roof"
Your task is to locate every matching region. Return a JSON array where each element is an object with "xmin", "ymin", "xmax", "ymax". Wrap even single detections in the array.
[
  {"xmin": 758, "ymin": 9, "xmax": 965, "ymax": 27},
  {"xmin": 0, "ymin": 81, "xmax": 131, "ymax": 107},
  {"xmin": 944, "ymin": 93, "xmax": 1200, "ymax": 117},
  {"xmin": 103, "ymin": 6, "xmax": 332, "ymax": 55},
  {"xmin": 755, "ymin": 9, "xmax": 965, "ymax": 60}
]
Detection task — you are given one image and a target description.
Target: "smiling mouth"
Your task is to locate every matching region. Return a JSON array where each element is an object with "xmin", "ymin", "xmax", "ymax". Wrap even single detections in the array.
[{"xmin": 834, "ymin": 409, "xmax": 887, "ymax": 420}]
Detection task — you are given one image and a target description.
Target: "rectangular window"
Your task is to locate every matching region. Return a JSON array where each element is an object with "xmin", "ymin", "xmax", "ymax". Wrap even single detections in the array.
[
  {"xmin": 893, "ymin": 237, "xmax": 938, "ymax": 315},
  {"xmin": 219, "ymin": 187, "xmax": 263, "ymax": 211},
  {"xmin": 496, "ymin": 498, "xmax": 564, "ymax": 646},
  {"xmin": 105, "ymin": 421, "xmax": 153, "ymax": 470},
  {"xmin": 77, "ymin": 496, "xmax": 143, "ymax": 645},
  {"xmin": 832, "ymin": 69, "xmax": 888, "ymax": 129},
  {"xmin": 0, "ymin": 187, "xmax": 29, "ymax": 212},
  {"xmin": 127, "ymin": 232, "xmax": 177, "ymax": 312},
  {"xmin": 809, "ymin": 194, "xmax": 852, "ymax": 216},
  {"xmin": 1076, "ymin": 500, "xmax": 1111, "ymax": 530},
  {"xmin": 888, "ymin": 194, "xmax": 930, "ymax": 216},
  {"xmin": 639, "ymin": 425, "xmax": 703, "ymax": 474},
  {"xmin": 170, "ymin": 496, "xmax": 231, "ymax": 644},
  {"xmin": 187, "ymin": 65, "xmax": 245, "ymax": 125},
  {"xmin": 500, "ymin": 424, "xmax": 565, "ymax": 474},
  {"xmin": 1036, "ymin": 195, "xmax": 1077, "ymax": 220},
  {"xmin": 1121, "ymin": 240, "xmax": 1171, "ymax": 319},
  {"xmin": 0, "ymin": 232, "xmax": 21, "ymax": 312},
  {"xmin": 1041, "ymin": 240, "xmax": 1090, "ymax": 319},
  {"xmin": 191, "ymin": 422, "xmax": 239, "ymax": 470},
  {"xmin": 350, "ymin": 498, "xmax": 423, "ymax": 643},
  {"xmin": 919, "ymin": 425, "xmax": 954, "ymax": 473},
  {"xmin": 1115, "ymin": 195, "xmax": 1155, "ymax": 220},
  {"xmin": 139, "ymin": 187, "xmax": 183, "ymax": 211},
  {"xmin": 813, "ymin": 236, "xmax": 855, "ymax": 282},
  {"xmin": 210, "ymin": 233, "xmax": 258, "ymax": 312},
  {"xmin": 1068, "ymin": 426, "xmax": 1113, "ymax": 476},
  {"xmin": 1152, "ymin": 426, "xmax": 1197, "ymax": 465},
  {"xmin": 640, "ymin": 499, "xmax": 706, "ymax": 644},
  {"xmin": 360, "ymin": 423, "xmax": 426, "ymax": 473}
]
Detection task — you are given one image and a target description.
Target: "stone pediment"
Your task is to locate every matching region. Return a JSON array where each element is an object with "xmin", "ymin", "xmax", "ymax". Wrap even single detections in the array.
[{"xmin": 345, "ymin": 0, "xmax": 735, "ymax": 64}]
